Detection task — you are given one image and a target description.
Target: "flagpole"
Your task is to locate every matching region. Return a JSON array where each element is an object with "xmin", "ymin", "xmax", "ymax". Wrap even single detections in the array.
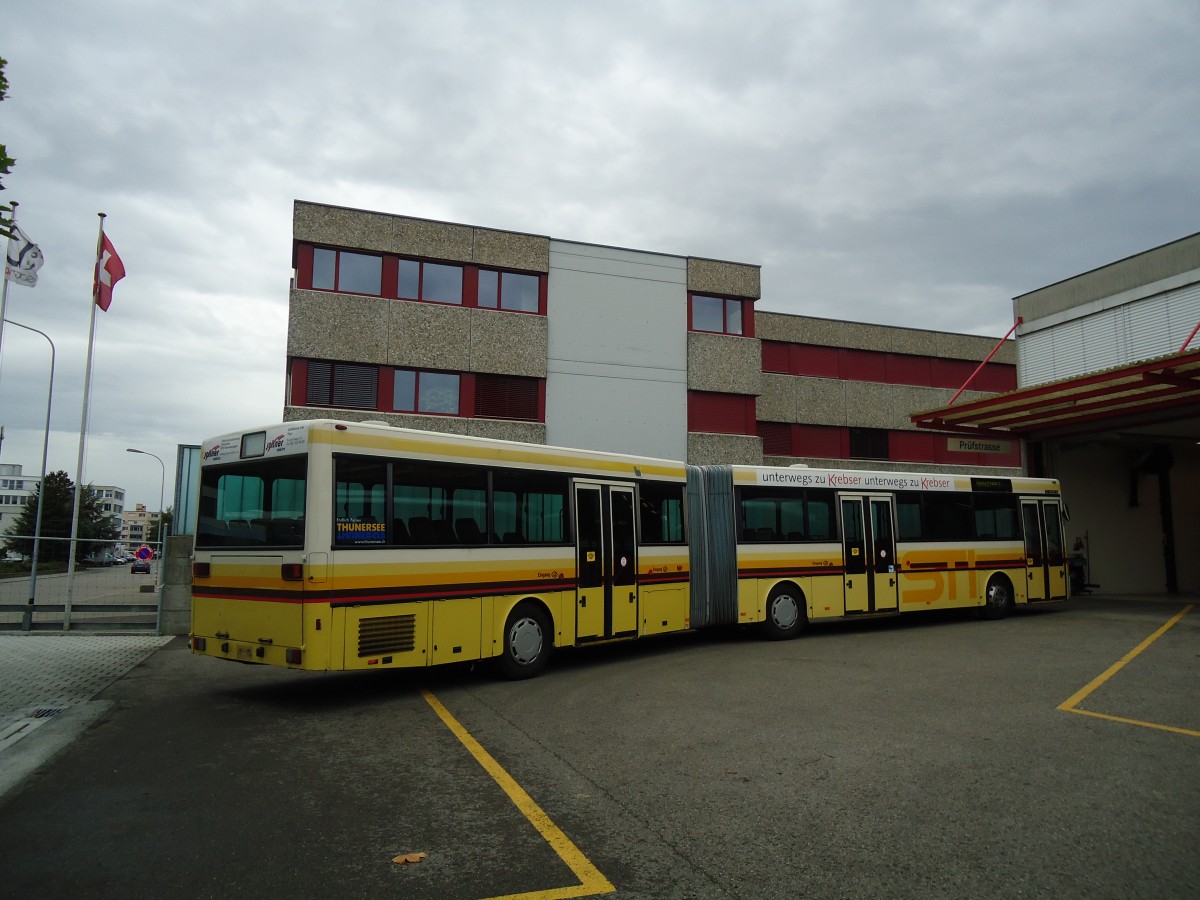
[
  {"xmin": 64, "ymin": 212, "xmax": 107, "ymax": 630},
  {"xmin": 0, "ymin": 200, "xmax": 17, "ymax": 359}
]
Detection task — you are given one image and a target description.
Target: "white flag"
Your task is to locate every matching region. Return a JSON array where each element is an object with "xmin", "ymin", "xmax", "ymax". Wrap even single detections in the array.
[{"xmin": 5, "ymin": 225, "xmax": 45, "ymax": 287}]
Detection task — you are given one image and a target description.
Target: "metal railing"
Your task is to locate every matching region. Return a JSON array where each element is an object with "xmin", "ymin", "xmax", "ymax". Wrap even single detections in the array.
[{"xmin": 0, "ymin": 534, "xmax": 162, "ymax": 632}]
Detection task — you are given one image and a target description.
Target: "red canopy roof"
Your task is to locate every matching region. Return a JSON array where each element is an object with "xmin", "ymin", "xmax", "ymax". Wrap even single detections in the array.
[{"xmin": 911, "ymin": 348, "xmax": 1200, "ymax": 441}]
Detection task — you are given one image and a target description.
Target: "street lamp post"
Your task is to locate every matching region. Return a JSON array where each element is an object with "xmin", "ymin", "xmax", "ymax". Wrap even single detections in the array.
[
  {"xmin": 126, "ymin": 447, "xmax": 166, "ymax": 633},
  {"xmin": 4, "ymin": 319, "xmax": 55, "ymax": 632},
  {"xmin": 126, "ymin": 448, "xmax": 166, "ymax": 614},
  {"xmin": 125, "ymin": 448, "xmax": 166, "ymax": 553}
]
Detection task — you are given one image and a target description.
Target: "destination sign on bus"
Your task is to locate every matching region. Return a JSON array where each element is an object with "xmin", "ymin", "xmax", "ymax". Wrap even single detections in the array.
[
  {"xmin": 201, "ymin": 424, "xmax": 310, "ymax": 464},
  {"xmin": 753, "ymin": 469, "xmax": 960, "ymax": 491}
]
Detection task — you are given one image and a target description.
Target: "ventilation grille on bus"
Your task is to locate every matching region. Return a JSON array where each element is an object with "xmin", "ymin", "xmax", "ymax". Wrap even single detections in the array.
[{"xmin": 357, "ymin": 614, "xmax": 417, "ymax": 657}]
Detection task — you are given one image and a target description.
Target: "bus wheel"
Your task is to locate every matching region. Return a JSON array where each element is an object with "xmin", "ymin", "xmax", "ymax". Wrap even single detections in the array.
[
  {"xmin": 983, "ymin": 576, "xmax": 1014, "ymax": 620},
  {"xmin": 497, "ymin": 603, "xmax": 551, "ymax": 680},
  {"xmin": 762, "ymin": 585, "xmax": 804, "ymax": 640}
]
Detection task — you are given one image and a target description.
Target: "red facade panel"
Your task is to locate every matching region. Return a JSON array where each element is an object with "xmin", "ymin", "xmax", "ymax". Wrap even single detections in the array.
[
  {"xmin": 884, "ymin": 353, "xmax": 933, "ymax": 386},
  {"xmin": 973, "ymin": 363, "xmax": 1018, "ymax": 392},
  {"xmin": 930, "ymin": 358, "xmax": 976, "ymax": 389},
  {"xmin": 839, "ymin": 348, "xmax": 888, "ymax": 382},
  {"xmin": 791, "ymin": 344, "xmax": 840, "ymax": 378},
  {"xmin": 288, "ymin": 358, "xmax": 307, "ymax": 406},
  {"xmin": 761, "ymin": 341, "xmax": 791, "ymax": 373},
  {"xmin": 792, "ymin": 424, "xmax": 846, "ymax": 458},
  {"xmin": 888, "ymin": 430, "xmax": 935, "ymax": 463}
]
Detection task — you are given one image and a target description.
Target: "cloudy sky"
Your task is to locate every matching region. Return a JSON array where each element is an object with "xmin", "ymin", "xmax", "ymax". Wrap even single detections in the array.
[{"xmin": 1, "ymin": 0, "xmax": 1198, "ymax": 511}]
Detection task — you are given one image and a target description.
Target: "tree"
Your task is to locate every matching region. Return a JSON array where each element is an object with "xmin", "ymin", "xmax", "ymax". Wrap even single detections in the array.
[
  {"xmin": 3, "ymin": 471, "xmax": 120, "ymax": 563},
  {"xmin": 0, "ymin": 57, "xmax": 16, "ymax": 238},
  {"xmin": 149, "ymin": 506, "xmax": 174, "ymax": 545}
]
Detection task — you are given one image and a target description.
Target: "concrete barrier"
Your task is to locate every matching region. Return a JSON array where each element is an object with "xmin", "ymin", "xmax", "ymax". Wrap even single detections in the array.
[{"xmin": 159, "ymin": 535, "xmax": 194, "ymax": 635}]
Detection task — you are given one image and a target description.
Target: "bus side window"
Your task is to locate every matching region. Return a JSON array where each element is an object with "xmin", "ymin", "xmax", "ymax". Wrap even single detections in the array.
[
  {"xmin": 455, "ymin": 518, "xmax": 485, "ymax": 544},
  {"xmin": 896, "ymin": 493, "xmax": 922, "ymax": 541},
  {"xmin": 432, "ymin": 519, "xmax": 457, "ymax": 544},
  {"xmin": 409, "ymin": 517, "xmax": 436, "ymax": 544},
  {"xmin": 807, "ymin": 491, "xmax": 835, "ymax": 541},
  {"xmin": 392, "ymin": 517, "xmax": 410, "ymax": 544}
]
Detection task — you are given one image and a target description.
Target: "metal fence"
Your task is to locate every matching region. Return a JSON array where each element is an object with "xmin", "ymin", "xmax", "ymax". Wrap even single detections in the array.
[{"xmin": 0, "ymin": 535, "xmax": 161, "ymax": 632}]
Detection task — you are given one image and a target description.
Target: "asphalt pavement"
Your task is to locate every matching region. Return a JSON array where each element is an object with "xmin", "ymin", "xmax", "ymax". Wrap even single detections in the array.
[{"xmin": 0, "ymin": 595, "xmax": 1196, "ymax": 899}]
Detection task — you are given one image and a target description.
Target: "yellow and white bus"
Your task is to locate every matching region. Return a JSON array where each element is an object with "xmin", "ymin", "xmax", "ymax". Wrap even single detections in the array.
[
  {"xmin": 189, "ymin": 420, "xmax": 1068, "ymax": 677},
  {"xmin": 191, "ymin": 420, "xmax": 694, "ymax": 678},
  {"xmin": 711, "ymin": 465, "xmax": 1068, "ymax": 639}
]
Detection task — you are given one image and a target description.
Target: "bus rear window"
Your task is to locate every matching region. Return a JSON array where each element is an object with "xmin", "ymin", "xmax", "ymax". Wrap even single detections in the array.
[{"xmin": 197, "ymin": 456, "xmax": 307, "ymax": 548}]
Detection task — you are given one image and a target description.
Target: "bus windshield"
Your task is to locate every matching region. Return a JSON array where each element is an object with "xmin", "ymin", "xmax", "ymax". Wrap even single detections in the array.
[{"xmin": 197, "ymin": 455, "xmax": 307, "ymax": 548}]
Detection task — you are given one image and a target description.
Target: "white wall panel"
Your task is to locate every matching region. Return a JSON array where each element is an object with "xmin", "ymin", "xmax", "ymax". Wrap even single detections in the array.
[{"xmin": 545, "ymin": 241, "xmax": 688, "ymax": 459}]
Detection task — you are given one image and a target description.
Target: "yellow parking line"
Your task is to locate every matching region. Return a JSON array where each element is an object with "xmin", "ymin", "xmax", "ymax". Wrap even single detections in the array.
[
  {"xmin": 1058, "ymin": 604, "xmax": 1195, "ymax": 736},
  {"xmin": 1064, "ymin": 707, "xmax": 1200, "ymax": 738},
  {"xmin": 422, "ymin": 689, "xmax": 616, "ymax": 900}
]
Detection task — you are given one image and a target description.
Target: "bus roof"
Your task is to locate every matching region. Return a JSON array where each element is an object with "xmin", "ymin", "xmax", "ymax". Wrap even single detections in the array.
[{"xmin": 199, "ymin": 419, "xmax": 689, "ymax": 480}]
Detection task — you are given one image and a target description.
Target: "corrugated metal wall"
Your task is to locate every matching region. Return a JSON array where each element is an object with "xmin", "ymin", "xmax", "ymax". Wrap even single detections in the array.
[{"xmin": 1019, "ymin": 281, "xmax": 1200, "ymax": 387}]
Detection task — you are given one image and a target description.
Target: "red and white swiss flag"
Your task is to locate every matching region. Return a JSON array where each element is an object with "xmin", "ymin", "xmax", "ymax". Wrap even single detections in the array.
[{"xmin": 94, "ymin": 233, "xmax": 126, "ymax": 311}]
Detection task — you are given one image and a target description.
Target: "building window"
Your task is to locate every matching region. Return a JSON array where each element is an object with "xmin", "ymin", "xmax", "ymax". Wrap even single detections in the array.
[
  {"xmin": 849, "ymin": 428, "xmax": 889, "ymax": 460},
  {"xmin": 478, "ymin": 270, "xmax": 540, "ymax": 313},
  {"xmin": 392, "ymin": 369, "xmax": 461, "ymax": 415},
  {"xmin": 758, "ymin": 421, "xmax": 793, "ymax": 456},
  {"xmin": 312, "ymin": 248, "xmax": 383, "ymax": 295},
  {"xmin": 291, "ymin": 358, "xmax": 545, "ymax": 423},
  {"xmin": 399, "ymin": 261, "xmax": 463, "ymax": 305},
  {"xmin": 306, "ymin": 361, "xmax": 379, "ymax": 409},
  {"xmin": 300, "ymin": 243, "xmax": 545, "ymax": 315},
  {"xmin": 475, "ymin": 374, "xmax": 540, "ymax": 420},
  {"xmin": 690, "ymin": 294, "xmax": 748, "ymax": 335},
  {"xmin": 687, "ymin": 391, "xmax": 757, "ymax": 435}
]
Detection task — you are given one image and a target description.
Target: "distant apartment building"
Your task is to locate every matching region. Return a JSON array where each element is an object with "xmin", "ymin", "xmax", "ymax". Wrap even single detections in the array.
[
  {"xmin": 93, "ymin": 484, "xmax": 126, "ymax": 519},
  {"xmin": 0, "ymin": 463, "xmax": 39, "ymax": 530},
  {"xmin": 120, "ymin": 503, "xmax": 160, "ymax": 549}
]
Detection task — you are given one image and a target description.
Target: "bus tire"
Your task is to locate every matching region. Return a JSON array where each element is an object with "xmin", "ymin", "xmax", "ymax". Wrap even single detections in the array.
[
  {"xmin": 762, "ymin": 584, "xmax": 805, "ymax": 640},
  {"xmin": 983, "ymin": 575, "xmax": 1014, "ymax": 620},
  {"xmin": 497, "ymin": 602, "xmax": 552, "ymax": 680}
]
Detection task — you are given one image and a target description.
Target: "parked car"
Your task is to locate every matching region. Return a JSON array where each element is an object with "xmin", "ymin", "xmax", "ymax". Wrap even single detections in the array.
[{"xmin": 131, "ymin": 559, "xmax": 152, "ymax": 574}]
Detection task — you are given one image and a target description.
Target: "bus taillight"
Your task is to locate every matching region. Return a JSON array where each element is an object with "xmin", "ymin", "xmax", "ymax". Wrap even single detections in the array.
[
  {"xmin": 285, "ymin": 649, "xmax": 302, "ymax": 665},
  {"xmin": 193, "ymin": 562, "xmax": 210, "ymax": 578},
  {"xmin": 281, "ymin": 564, "xmax": 304, "ymax": 581}
]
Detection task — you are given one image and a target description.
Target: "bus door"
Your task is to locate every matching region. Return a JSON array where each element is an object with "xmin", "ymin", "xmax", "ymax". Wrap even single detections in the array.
[
  {"xmin": 574, "ymin": 482, "xmax": 638, "ymax": 641},
  {"xmin": 840, "ymin": 494, "xmax": 899, "ymax": 614},
  {"xmin": 1022, "ymin": 499, "xmax": 1067, "ymax": 601}
]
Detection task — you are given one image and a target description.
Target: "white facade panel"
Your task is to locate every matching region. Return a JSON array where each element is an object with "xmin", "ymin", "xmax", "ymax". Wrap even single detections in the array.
[
  {"xmin": 1019, "ymin": 278, "xmax": 1200, "ymax": 387},
  {"xmin": 546, "ymin": 372, "xmax": 687, "ymax": 461},
  {"xmin": 545, "ymin": 240, "xmax": 688, "ymax": 460}
]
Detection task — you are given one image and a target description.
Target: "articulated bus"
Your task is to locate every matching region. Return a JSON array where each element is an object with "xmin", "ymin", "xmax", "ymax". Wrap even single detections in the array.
[
  {"xmin": 190, "ymin": 420, "xmax": 1068, "ymax": 678},
  {"xmin": 710, "ymin": 465, "xmax": 1068, "ymax": 639}
]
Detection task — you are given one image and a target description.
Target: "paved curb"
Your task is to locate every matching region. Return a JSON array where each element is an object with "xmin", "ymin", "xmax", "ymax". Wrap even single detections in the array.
[
  {"xmin": 0, "ymin": 701, "xmax": 113, "ymax": 803},
  {"xmin": 0, "ymin": 634, "xmax": 174, "ymax": 805}
]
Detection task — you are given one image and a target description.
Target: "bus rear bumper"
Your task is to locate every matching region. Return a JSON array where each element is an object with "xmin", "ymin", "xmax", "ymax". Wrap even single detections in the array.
[{"xmin": 190, "ymin": 634, "xmax": 305, "ymax": 668}]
